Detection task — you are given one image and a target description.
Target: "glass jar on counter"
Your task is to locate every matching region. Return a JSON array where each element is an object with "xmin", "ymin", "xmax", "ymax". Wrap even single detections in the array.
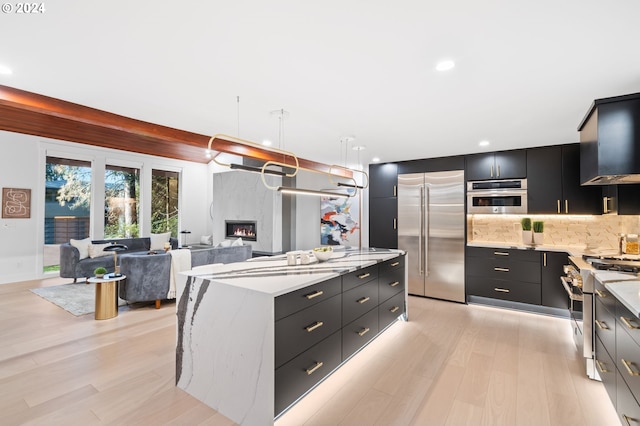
[{"xmin": 626, "ymin": 234, "xmax": 639, "ymax": 255}]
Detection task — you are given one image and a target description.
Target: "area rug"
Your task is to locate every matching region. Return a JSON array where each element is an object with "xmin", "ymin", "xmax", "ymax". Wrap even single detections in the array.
[{"xmin": 30, "ymin": 282, "xmax": 126, "ymax": 316}]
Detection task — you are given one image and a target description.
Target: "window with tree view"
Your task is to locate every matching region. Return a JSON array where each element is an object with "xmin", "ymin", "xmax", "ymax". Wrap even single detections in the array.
[
  {"xmin": 44, "ymin": 156, "xmax": 92, "ymax": 272},
  {"xmin": 151, "ymin": 169, "xmax": 179, "ymax": 237},
  {"xmin": 105, "ymin": 165, "xmax": 140, "ymax": 238}
]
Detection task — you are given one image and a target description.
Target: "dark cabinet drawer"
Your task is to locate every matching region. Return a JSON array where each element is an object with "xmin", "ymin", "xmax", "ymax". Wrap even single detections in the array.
[
  {"xmin": 379, "ymin": 291, "xmax": 405, "ymax": 331},
  {"xmin": 342, "ymin": 279, "xmax": 379, "ymax": 326},
  {"xmin": 617, "ymin": 369, "xmax": 640, "ymax": 426},
  {"xmin": 275, "ymin": 293, "xmax": 342, "ymax": 368},
  {"xmin": 275, "ymin": 330, "xmax": 342, "ymax": 416},
  {"xmin": 467, "ymin": 246, "xmax": 539, "ymax": 263},
  {"xmin": 616, "ymin": 321, "xmax": 640, "ymax": 405},
  {"xmin": 595, "ymin": 335, "xmax": 617, "ymax": 407},
  {"xmin": 275, "ymin": 277, "xmax": 341, "ymax": 321},
  {"xmin": 379, "ymin": 268, "xmax": 404, "ymax": 302},
  {"xmin": 595, "ymin": 297, "xmax": 616, "ymax": 358},
  {"xmin": 466, "ymin": 275, "xmax": 541, "ymax": 305},
  {"xmin": 379, "ymin": 256, "xmax": 405, "ymax": 275},
  {"xmin": 594, "ymin": 279, "xmax": 616, "ymax": 314},
  {"xmin": 342, "ymin": 265, "xmax": 378, "ymax": 292},
  {"xmin": 617, "ymin": 301, "xmax": 640, "ymax": 347},
  {"xmin": 342, "ymin": 307, "xmax": 379, "ymax": 360}
]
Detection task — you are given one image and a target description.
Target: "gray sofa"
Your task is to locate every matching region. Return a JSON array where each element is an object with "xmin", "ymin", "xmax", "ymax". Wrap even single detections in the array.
[
  {"xmin": 59, "ymin": 237, "xmax": 179, "ymax": 282},
  {"xmin": 118, "ymin": 244, "xmax": 252, "ymax": 308}
]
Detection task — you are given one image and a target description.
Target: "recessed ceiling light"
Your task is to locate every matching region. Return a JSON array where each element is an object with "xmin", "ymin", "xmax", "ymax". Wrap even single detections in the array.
[
  {"xmin": 262, "ymin": 139, "xmax": 272, "ymax": 146},
  {"xmin": 0, "ymin": 64, "xmax": 13, "ymax": 75},
  {"xmin": 479, "ymin": 140, "xmax": 490, "ymax": 147},
  {"xmin": 371, "ymin": 157, "xmax": 381, "ymax": 163},
  {"xmin": 435, "ymin": 60, "xmax": 455, "ymax": 72}
]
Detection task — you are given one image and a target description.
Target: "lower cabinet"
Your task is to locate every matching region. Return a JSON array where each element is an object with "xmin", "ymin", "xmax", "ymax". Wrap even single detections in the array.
[
  {"xmin": 594, "ymin": 292, "xmax": 640, "ymax": 423},
  {"xmin": 274, "ymin": 255, "xmax": 406, "ymax": 417},
  {"xmin": 466, "ymin": 246, "xmax": 568, "ymax": 309}
]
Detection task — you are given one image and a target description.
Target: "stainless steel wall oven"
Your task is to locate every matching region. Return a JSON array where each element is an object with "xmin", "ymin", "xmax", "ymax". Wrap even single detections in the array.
[{"xmin": 466, "ymin": 179, "xmax": 527, "ymax": 214}]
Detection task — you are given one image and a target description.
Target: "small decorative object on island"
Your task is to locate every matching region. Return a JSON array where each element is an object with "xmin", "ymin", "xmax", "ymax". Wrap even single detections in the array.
[
  {"xmin": 533, "ymin": 221, "xmax": 544, "ymax": 245},
  {"xmin": 521, "ymin": 217, "xmax": 532, "ymax": 245},
  {"xmin": 94, "ymin": 266, "xmax": 107, "ymax": 279},
  {"xmin": 313, "ymin": 246, "xmax": 333, "ymax": 262}
]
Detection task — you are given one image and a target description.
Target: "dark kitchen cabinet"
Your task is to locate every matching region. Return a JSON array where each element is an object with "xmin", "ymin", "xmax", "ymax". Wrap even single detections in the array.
[
  {"xmin": 617, "ymin": 184, "xmax": 640, "ymax": 215},
  {"xmin": 368, "ymin": 197, "xmax": 397, "ymax": 249},
  {"xmin": 369, "ymin": 163, "xmax": 398, "ymax": 249},
  {"xmin": 527, "ymin": 144, "xmax": 601, "ymax": 214},
  {"xmin": 465, "ymin": 150, "xmax": 526, "ymax": 181},
  {"xmin": 541, "ymin": 251, "xmax": 568, "ymax": 309},
  {"xmin": 369, "ymin": 163, "xmax": 398, "ymax": 198}
]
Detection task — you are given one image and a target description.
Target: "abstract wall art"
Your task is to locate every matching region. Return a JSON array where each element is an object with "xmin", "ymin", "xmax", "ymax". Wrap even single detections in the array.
[
  {"xmin": 320, "ymin": 189, "xmax": 360, "ymax": 247},
  {"xmin": 2, "ymin": 188, "xmax": 31, "ymax": 219}
]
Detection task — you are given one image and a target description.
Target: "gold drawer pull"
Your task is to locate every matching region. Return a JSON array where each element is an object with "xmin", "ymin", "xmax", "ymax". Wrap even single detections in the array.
[
  {"xmin": 358, "ymin": 272, "xmax": 371, "ymax": 279},
  {"xmin": 390, "ymin": 306, "xmax": 400, "ymax": 313},
  {"xmin": 621, "ymin": 316, "xmax": 640, "ymax": 330},
  {"xmin": 494, "ymin": 288, "xmax": 510, "ymax": 293},
  {"xmin": 389, "ymin": 281, "xmax": 400, "ymax": 287},
  {"xmin": 305, "ymin": 321, "xmax": 324, "ymax": 333},
  {"xmin": 622, "ymin": 414, "xmax": 636, "ymax": 426},
  {"xmin": 357, "ymin": 296, "xmax": 371, "ymax": 304},
  {"xmin": 357, "ymin": 327, "xmax": 370, "ymax": 337},
  {"xmin": 494, "ymin": 267, "xmax": 509, "ymax": 272},
  {"xmin": 305, "ymin": 290, "xmax": 324, "ymax": 300},
  {"xmin": 595, "ymin": 320, "xmax": 609, "ymax": 330},
  {"xmin": 494, "ymin": 251, "xmax": 509, "ymax": 256},
  {"xmin": 305, "ymin": 361, "xmax": 324, "ymax": 375},
  {"xmin": 391, "ymin": 261, "xmax": 400, "ymax": 267},
  {"xmin": 622, "ymin": 359, "xmax": 640, "ymax": 376},
  {"xmin": 595, "ymin": 289, "xmax": 607, "ymax": 298},
  {"xmin": 596, "ymin": 360, "xmax": 609, "ymax": 373}
]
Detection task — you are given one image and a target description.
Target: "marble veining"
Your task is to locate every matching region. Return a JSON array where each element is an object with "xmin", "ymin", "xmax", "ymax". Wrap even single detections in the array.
[
  {"xmin": 605, "ymin": 281, "xmax": 640, "ymax": 318},
  {"xmin": 175, "ymin": 247, "xmax": 405, "ymax": 425}
]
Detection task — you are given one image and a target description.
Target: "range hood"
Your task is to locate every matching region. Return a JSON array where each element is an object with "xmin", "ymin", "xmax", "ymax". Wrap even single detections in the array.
[{"xmin": 579, "ymin": 92, "xmax": 640, "ymax": 185}]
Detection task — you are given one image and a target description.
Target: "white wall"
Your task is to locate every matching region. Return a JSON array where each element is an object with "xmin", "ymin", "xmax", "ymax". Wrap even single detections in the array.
[{"xmin": 0, "ymin": 131, "xmax": 210, "ymax": 285}]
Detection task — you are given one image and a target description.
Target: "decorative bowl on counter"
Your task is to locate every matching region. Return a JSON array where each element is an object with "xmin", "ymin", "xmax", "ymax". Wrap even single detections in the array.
[{"xmin": 313, "ymin": 246, "xmax": 333, "ymax": 262}]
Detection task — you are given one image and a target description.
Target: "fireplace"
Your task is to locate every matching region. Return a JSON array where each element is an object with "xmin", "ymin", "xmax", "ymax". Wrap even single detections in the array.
[{"xmin": 225, "ymin": 220, "xmax": 257, "ymax": 241}]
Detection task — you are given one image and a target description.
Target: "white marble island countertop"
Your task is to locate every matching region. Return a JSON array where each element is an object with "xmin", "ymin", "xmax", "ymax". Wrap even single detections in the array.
[
  {"xmin": 605, "ymin": 281, "xmax": 640, "ymax": 318},
  {"xmin": 181, "ymin": 247, "xmax": 404, "ymax": 297}
]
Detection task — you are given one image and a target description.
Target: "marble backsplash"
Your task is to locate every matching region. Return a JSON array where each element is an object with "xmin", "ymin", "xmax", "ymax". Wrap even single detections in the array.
[{"xmin": 468, "ymin": 214, "xmax": 640, "ymax": 251}]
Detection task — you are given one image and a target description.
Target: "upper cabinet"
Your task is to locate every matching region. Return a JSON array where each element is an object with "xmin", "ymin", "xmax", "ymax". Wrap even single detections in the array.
[
  {"xmin": 527, "ymin": 144, "xmax": 601, "ymax": 214},
  {"xmin": 466, "ymin": 150, "xmax": 526, "ymax": 181},
  {"xmin": 369, "ymin": 163, "xmax": 398, "ymax": 198}
]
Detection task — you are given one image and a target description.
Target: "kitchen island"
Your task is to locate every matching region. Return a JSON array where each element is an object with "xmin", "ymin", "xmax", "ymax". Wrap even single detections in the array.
[{"xmin": 175, "ymin": 247, "xmax": 407, "ymax": 425}]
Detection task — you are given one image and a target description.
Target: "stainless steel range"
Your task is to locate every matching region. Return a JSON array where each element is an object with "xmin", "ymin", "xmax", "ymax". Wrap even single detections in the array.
[{"xmin": 563, "ymin": 255, "xmax": 640, "ymax": 380}]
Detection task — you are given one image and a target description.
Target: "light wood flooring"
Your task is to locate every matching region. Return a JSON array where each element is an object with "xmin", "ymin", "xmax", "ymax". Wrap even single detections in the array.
[{"xmin": 0, "ymin": 276, "xmax": 620, "ymax": 425}]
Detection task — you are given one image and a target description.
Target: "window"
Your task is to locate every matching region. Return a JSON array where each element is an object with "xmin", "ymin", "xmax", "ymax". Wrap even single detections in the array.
[
  {"xmin": 151, "ymin": 169, "xmax": 180, "ymax": 237},
  {"xmin": 105, "ymin": 165, "xmax": 140, "ymax": 238},
  {"xmin": 44, "ymin": 156, "xmax": 92, "ymax": 272}
]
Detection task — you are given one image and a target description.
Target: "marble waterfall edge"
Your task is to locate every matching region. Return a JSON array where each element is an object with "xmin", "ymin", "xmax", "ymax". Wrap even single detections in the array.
[{"xmin": 176, "ymin": 274, "xmax": 275, "ymax": 424}]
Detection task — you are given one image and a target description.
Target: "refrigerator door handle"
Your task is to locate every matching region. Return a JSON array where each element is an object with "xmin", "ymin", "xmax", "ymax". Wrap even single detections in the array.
[
  {"xmin": 424, "ymin": 185, "xmax": 429, "ymax": 277},
  {"xmin": 419, "ymin": 186, "xmax": 424, "ymax": 275}
]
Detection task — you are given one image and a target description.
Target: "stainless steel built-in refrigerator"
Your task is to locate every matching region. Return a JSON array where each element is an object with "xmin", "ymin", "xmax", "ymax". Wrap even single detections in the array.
[{"xmin": 398, "ymin": 171, "xmax": 465, "ymax": 302}]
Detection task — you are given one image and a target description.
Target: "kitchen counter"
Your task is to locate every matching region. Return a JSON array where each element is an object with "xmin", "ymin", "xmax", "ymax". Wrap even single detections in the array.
[
  {"xmin": 467, "ymin": 241, "xmax": 593, "ymax": 257},
  {"xmin": 175, "ymin": 247, "xmax": 406, "ymax": 425},
  {"xmin": 605, "ymin": 281, "xmax": 640, "ymax": 318}
]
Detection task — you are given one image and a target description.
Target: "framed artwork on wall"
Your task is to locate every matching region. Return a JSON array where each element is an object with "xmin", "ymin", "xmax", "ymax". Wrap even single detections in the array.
[
  {"xmin": 2, "ymin": 188, "xmax": 31, "ymax": 219},
  {"xmin": 320, "ymin": 189, "xmax": 361, "ymax": 247}
]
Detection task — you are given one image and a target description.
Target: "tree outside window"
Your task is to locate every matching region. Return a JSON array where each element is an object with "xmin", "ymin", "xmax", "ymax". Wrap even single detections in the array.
[
  {"xmin": 151, "ymin": 169, "xmax": 179, "ymax": 237},
  {"xmin": 105, "ymin": 165, "xmax": 140, "ymax": 238}
]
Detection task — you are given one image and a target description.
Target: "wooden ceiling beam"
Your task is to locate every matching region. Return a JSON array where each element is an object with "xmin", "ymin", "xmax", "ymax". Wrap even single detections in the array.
[{"xmin": 0, "ymin": 85, "xmax": 352, "ymax": 178}]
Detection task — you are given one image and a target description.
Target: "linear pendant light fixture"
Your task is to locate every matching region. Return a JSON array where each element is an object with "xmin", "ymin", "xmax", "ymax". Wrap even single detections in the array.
[{"xmin": 276, "ymin": 186, "xmax": 350, "ymax": 198}]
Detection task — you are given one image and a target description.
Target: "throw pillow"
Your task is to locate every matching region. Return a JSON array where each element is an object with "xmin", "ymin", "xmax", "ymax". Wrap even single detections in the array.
[
  {"xmin": 88, "ymin": 242, "xmax": 112, "ymax": 258},
  {"xmin": 217, "ymin": 239, "xmax": 231, "ymax": 248},
  {"xmin": 200, "ymin": 235, "xmax": 213, "ymax": 245},
  {"xmin": 150, "ymin": 232, "xmax": 171, "ymax": 250},
  {"xmin": 231, "ymin": 237, "xmax": 243, "ymax": 246},
  {"xmin": 70, "ymin": 237, "xmax": 91, "ymax": 260}
]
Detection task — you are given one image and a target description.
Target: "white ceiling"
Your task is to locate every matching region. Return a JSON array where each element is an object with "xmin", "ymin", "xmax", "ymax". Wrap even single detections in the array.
[{"xmin": 2, "ymin": 0, "xmax": 640, "ymax": 167}]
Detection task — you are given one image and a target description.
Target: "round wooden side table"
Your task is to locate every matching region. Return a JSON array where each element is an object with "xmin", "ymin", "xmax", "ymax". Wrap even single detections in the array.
[{"xmin": 88, "ymin": 274, "xmax": 127, "ymax": 320}]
